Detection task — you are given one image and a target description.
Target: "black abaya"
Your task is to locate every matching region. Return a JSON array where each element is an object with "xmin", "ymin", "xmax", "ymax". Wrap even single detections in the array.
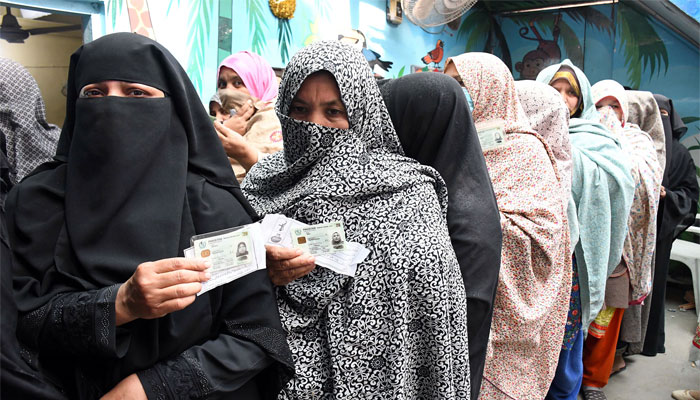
[
  {"xmin": 379, "ymin": 73, "xmax": 502, "ymax": 400},
  {"xmin": 6, "ymin": 33, "xmax": 293, "ymax": 398},
  {"xmin": 642, "ymin": 95, "xmax": 699, "ymax": 355},
  {"xmin": 1, "ymin": 137, "xmax": 65, "ymax": 399}
]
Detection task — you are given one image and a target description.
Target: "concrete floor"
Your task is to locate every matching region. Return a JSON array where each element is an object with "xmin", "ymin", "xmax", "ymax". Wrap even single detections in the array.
[{"xmin": 583, "ymin": 284, "xmax": 700, "ymax": 400}]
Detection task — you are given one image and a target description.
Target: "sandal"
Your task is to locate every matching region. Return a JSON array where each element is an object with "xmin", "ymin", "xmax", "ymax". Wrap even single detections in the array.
[
  {"xmin": 672, "ymin": 390, "xmax": 700, "ymax": 400},
  {"xmin": 609, "ymin": 365, "xmax": 626, "ymax": 376},
  {"xmin": 582, "ymin": 388, "xmax": 608, "ymax": 400}
]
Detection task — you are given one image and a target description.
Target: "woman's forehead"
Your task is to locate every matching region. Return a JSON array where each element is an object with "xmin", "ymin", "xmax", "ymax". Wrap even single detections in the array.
[
  {"xmin": 551, "ymin": 78, "xmax": 572, "ymax": 88},
  {"xmin": 220, "ymin": 67, "xmax": 240, "ymax": 79}
]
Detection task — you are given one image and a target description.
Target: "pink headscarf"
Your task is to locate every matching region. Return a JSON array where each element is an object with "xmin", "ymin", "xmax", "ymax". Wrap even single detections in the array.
[{"xmin": 217, "ymin": 51, "xmax": 278, "ymax": 102}]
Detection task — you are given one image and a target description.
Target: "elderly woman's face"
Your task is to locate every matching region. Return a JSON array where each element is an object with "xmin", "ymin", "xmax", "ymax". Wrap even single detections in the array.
[
  {"xmin": 289, "ymin": 71, "xmax": 349, "ymax": 129},
  {"xmin": 218, "ymin": 67, "xmax": 251, "ymax": 97},
  {"xmin": 80, "ymin": 80, "xmax": 165, "ymax": 98}
]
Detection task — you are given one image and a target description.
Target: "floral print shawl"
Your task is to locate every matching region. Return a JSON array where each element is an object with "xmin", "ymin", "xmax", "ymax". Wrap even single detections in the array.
[
  {"xmin": 515, "ymin": 80, "xmax": 572, "ymax": 211},
  {"xmin": 449, "ymin": 52, "xmax": 571, "ymax": 400}
]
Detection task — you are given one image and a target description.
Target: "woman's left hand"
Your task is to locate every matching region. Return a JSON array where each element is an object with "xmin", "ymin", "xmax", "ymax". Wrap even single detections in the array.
[
  {"xmin": 100, "ymin": 374, "xmax": 146, "ymax": 400},
  {"xmin": 214, "ymin": 121, "xmax": 259, "ymax": 171},
  {"xmin": 265, "ymin": 245, "xmax": 315, "ymax": 286}
]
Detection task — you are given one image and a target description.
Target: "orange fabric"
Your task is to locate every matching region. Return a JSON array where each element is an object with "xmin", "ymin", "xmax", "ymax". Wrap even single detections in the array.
[{"xmin": 582, "ymin": 308, "xmax": 625, "ymax": 388}]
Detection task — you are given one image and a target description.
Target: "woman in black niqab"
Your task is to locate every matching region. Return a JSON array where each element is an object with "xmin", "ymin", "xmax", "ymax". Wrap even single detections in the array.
[
  {"xmin": 6, "ymin": 32, "xmax": 293, "ymax": 399},
  {"xmin": 379, "ymin": 72, "xmax": 501, "ymax": 400},
  {"xmin": 641, "ymin": 94, "xmax": 699, "ymax": 356}
]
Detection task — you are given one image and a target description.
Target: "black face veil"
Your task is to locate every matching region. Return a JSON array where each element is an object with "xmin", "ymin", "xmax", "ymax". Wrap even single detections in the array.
[{"xmin": 52, "ymin": 32, "xmax": 250, "ymax": 291}]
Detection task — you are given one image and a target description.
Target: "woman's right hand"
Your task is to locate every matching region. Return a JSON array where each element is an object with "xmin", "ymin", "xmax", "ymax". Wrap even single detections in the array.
[
  {"xmin": 115, "ymin": 258, "xmax": 211, "ymax": 326},
  {"xmin": 265, "ymin": 245, "xmax": 315, "ymax": 286},
  {"xmin": 222, "ymin": 99, "xmax": 255, "ymax": 135}
]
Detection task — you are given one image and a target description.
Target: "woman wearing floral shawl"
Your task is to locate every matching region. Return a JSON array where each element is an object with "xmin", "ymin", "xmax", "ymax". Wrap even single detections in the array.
[
  {"xmin": 537, "ymin": 60, "xmax": 634, "ymax": 400},
  {"xmin": 242, "ymin": 41, "xmax": 471, "ymax": 399},
  {"xmin": 515, "ymin": 81, "xmax": 589, "ymax": 400},
  {"xmin": 445, "ymin": 52, "xmax": 571, "ymax": 400},
  {"xmin": 515, "ymin": 80, "xmax": 572, "ymax": 208}
]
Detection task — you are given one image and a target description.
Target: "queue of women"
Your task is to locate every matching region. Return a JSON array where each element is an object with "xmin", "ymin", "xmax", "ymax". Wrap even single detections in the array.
[{"xmin": 1, "ymin": 32, "xmax": 698, "ymax": 400}]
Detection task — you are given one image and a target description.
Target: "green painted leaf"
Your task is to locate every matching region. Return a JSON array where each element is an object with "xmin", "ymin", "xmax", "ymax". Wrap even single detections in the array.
[
  {"xmin": 682, "ymin": 116, "xmax": 700, "ymax": 124},
  {"xmin": 397, "ymin": 65, "xmax": 406, "ymax": 78},
  {"xmin": 487, "ymin": 16, "xmax": 512, "ymax": 71},
  {"xmin": 458, "ymin": 8, "xmax": 491, "ymax": 52},
  {"xmin": 556, "ymin": 20, "xmax": 583, "ymax": 67},
  {"xmin": 107, "ymin": 0, "xmax": 124, "ymax": 30},
  {"xmin": 278, "ymin": 19, "xmax": 293, "ymax": 64},
  {"xmin": 617, "ymin": 4, "xmax": 668, "ymax": 88},
  {"xmin": 246, "ymin": 0, "xmax": 268, "ymax": 55},
  {"xmin": 185, "ymin": 0, "xmax": 213, "ymax": 96}
]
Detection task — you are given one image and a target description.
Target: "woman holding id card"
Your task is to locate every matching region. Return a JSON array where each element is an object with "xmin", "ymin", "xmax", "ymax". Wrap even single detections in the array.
[
  {"xmin": 243, "ymin": 41, "xmax": 471, "ymax": 399},
  {"xmin": 5, "ymin": 33, "xmax": 293, "ymax": 399}
]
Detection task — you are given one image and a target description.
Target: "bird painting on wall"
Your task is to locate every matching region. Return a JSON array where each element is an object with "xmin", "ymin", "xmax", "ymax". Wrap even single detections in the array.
[
  {"xmin": 421, "ymin": 39, "xmax": 444, "ymax": 68},
  {"xmin": 338, "ymin": 29, "xmax": 393, "ymax": 73},
  {"xmin": 362, "ymin": 47, "xmax": 393, "ymax": 73}
]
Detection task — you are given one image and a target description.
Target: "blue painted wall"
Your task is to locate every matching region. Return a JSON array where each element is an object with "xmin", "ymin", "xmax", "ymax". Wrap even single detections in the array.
[{"xmin": 102, "ymin": 0, "xmax": 699, "ymax": 148}]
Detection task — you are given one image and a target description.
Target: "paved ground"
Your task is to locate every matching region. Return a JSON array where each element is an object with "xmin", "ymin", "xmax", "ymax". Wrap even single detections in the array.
[{"xmin": 581, "ymin": 283, "xmax": 699, "ymax": 400}]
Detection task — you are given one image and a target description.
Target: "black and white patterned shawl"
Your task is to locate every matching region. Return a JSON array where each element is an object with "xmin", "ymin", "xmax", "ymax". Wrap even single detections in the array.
[
  {"xmin": 242, "ymin": 40, "xmax": 471, "ymax": 399},
  {"xmin": 0, "ymin": 58, "xmax": 60, "ymax": 184}
]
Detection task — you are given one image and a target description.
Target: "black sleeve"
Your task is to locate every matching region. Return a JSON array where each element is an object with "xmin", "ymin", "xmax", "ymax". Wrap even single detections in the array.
[
  {"xmin": 134, "ymin": 178, "xmax": 293, "ymax": 400},
  {"xmin": 136, "ymin": 270, "xmax": 293, "ymax": 400},
  {"xmin": 661, "ymin": 141, "xmax": 699, "ymax": 239},
  {"xmin": 16, "ymin": 284, "xmax": 127, "ymax": 359}
]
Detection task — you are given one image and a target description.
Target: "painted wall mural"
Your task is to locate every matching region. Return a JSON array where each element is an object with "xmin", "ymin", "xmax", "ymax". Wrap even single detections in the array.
[
  {"xmin": 102, "ymin": 0, "xmax": 698, "ymax": 150},
  {"xmin": 456, "ymin": 2, "xmax": 698, "ymax": 146}
]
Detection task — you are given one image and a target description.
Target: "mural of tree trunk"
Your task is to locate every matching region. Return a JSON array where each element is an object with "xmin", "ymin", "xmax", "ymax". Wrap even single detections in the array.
[{"xmin": 126, "ymin": 0, "xmax": 155, "ymax": 39}]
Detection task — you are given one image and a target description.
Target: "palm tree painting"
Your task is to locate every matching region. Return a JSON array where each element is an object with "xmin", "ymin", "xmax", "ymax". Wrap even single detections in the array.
[
  {"xmin": 245, "ymin": 0, "xmax": 269, "ymax": 56},
  {"xmin": 458, "ymin": 0, "xmax": 668, "ymax": 88}
]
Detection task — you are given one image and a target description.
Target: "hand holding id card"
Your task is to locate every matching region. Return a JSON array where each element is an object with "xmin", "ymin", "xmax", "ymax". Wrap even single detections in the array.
[
  {"xmin": 260, "ymin": 214, "xmax": 369, "ymax": 277},
  {"xmin": 184, "ymin": 223, "xmax": 265, "ymax": 295}
]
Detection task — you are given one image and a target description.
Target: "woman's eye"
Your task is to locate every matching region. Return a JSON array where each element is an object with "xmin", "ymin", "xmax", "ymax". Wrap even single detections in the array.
[
  {"xmin": 129, "ymin": 89, "xmax": 147, "ymax": 96},
  {"xmin": 217, "ymin": 80, "xmax": 226, "ymax": 89},
  {"xmin": 82, "ymin": 89, "xmax": 103, "ymax": 97},
  {"xmin": 290, "ymin": 105, "xmax": 306, "ymax": 114},
  {"xmin": 234, "ymin": 80, "xmax": 245, "ymax": 88},
  {"xmin": 568, "ymin": 91, "xmax": 576, "ymax": 97},
  {"xmin": 327, "ymin": 108, "xmax": 344, "ymax": 116}
]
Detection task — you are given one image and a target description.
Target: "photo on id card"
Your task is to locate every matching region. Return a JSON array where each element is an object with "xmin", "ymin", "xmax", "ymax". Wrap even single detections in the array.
[{"xmin": 191, "ymin": 225, "xmax": 255, "ymax": 269}]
